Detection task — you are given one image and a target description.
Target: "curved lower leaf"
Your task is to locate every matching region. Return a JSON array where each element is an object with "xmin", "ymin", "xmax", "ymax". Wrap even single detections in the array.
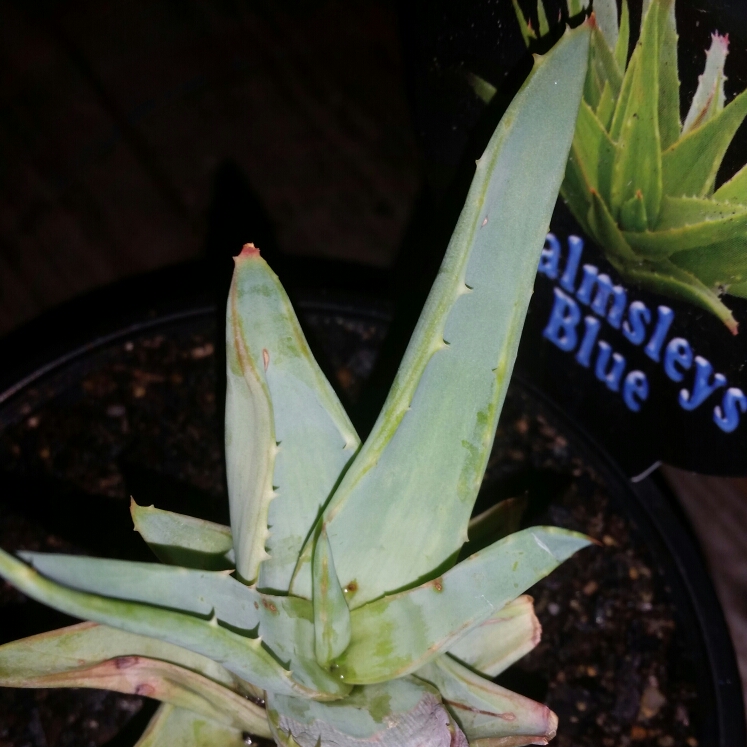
[
  {"xmin": 0, "ymin": 621, "xmax": 240, "ymax": 691},
  {"xmin": 446, "ymin": 595, "xmax": 540, "ymax": 677},
  {"xmin": 10, "ymin": 654, "xmax": 271, "ymax": 736},
  {"xmin": 19, "ymin": 552, "xmax": 350, "ymax": 698},
  {"xmin": 333, "ymin": 528, "xmax": 591, "ymax": 684},
  {"xmin": 416, "ymin": 655, "xmax": 557, "ymax": 742},
  {"xmin": 0, "ymin": 548, "xmax": 344, "ymax": 699}
]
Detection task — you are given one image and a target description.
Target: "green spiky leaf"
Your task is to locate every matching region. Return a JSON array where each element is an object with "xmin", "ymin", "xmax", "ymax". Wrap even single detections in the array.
[
  {"xmin": 662, "ymin": 88, "xmax": 747, "ymax": 199},
  {"xmin": 713, "ymin": 163, "xmax": 747, "ymax": 204},
  {"xmin": 624, "ymin": 199, "xmax": 747, "ymax": 256},
  {"xmin": 656, "ymin": 0, "xmax": 680, "ymax": 150},
  {"xmin": 593, "ymin": 0, "xmax": 619, "ymax": 50},
  {"xmin": 610, "ymin": 0, "xmax": 662, "ymax": 225},
  {"xmin": 614, "ymin": 0, "xmax": 630, "ymax": 71}
]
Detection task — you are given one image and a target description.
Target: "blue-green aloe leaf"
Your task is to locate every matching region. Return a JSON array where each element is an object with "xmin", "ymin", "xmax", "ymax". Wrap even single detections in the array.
[
  {"xmin": 267, "ymin": 677, "xmax": 468, "ymax": 747},
  {"xmin": 682, "ymin": 33, "xmax": 728, "ymax": 136},
  {"xmin": 19, "ymin": 552, "xmax": 350, "ymax": 698},
  {"xmin": 333, "ymin": 527, "xmax": 591, "ymax": 684},
  {"xmin": 446, "ymin": 595, "xmax": 540, "ymax": 677},
  {"xmin": 136, "ymin": 704, "xmax": 250, "ymax": 747},
  {"xmin": 21, "ymin": 553, "xmax": 258, "ymax": 631},
  {"xmin": 0, "ymin": 549, "xmax": 344, "ymax": 699},
  {"xmin": 312, "ymin": 527, "xmax": 351, "ymax": 667},
  {"xmin": 416, "ymin": 655, "xmax": 557, "ymax": 742},
  {"xmin": 291, "ymin": 22, "xmax": 591, "ymax": 608},
  {"xmin": 226, "ymin": 246, "xmax": 276, "ymax": 585},
  {"xmin": 227, "ymin": 245, "xmax": 360, "ymax": 589},
  {"xmin": 661, "ymin": 88, "xmax": 747, "ymax": 199},
  {"xmin": 610, "ymin": 0, "xmax": 662, "ymax": 225},
  {"xmin": 131, "ymin": 500, "xmax": 234, "ymax": 571}
]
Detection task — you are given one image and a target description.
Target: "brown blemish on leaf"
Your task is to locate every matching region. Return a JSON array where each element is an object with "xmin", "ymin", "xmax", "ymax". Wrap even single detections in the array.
[
  {"xmin": 343, "ymin": 580, "xmax": 358, "ymax": 595},
  {"xmin": 444, "ymin": 699, "xmax": 515, "ymax": 719},
  {"xmin": 115, "ymin": 656, "xmax": 139, "ymax": 670},
  {"xmin": 431, "ymin": 577, "xmax": 444, "ymax": 592},
  {"xmin": 261, "ymin": 598, "xmax": 278, "ymax": 614},
  {"xmin": 262, "ymin": 349, "xmax": 270, "ymax": 371},
  {"xmin": 136, "ymin": 683, "xmax": 156, "ymax": 697}
]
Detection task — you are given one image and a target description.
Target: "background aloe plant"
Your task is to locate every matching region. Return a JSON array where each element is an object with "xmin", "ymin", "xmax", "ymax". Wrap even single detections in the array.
[
  {"xmin": 511, "ymin": 0, "xmax": 747, "ymax": 333},
  {"xmin": 0, "ymin": 22, "xmax": 592, "ymax": 747}
]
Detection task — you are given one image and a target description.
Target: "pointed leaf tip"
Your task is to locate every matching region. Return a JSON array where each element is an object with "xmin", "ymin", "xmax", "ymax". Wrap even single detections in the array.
[{"xmin": 239, "ymin": 243, "xmax": 261, "ymax": 259}]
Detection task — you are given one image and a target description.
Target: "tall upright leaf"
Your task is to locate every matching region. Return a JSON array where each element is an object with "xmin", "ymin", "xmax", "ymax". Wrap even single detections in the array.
[
  {"xmin": 227, "ymin": 245, "xmax": 360, "ymax": 589},
  {"xmin": 610, "ymin": 0, "xmax": 662, "ymax": 225},
  {"xmin": 656, "ymin": 0, "xmax": 681, "ymax": 150},
  {"xmin": 291, "ymin": 22, "xmax": 591, "ymax": 606}
]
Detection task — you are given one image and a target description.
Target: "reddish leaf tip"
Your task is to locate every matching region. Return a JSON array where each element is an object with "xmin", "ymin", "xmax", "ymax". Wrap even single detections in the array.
[{"xmin": 239, "ymin": 243, "xmax": 261, "ymax": 258}]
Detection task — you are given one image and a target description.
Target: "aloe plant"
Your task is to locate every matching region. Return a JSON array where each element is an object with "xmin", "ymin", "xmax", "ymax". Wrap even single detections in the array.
[
  {"xmin": 510, "ymin": 0, "xmax": 747, "ymax": 332},
  {"xmin": 0, "ymin": 22, "xmax": 592, "ymax": 747}
]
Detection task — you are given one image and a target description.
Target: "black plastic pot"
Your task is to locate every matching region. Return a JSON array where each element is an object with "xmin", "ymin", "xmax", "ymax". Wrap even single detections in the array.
[{"xmin": 0, "ymin": 264, "xmax": 743, "ymax": 747}]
